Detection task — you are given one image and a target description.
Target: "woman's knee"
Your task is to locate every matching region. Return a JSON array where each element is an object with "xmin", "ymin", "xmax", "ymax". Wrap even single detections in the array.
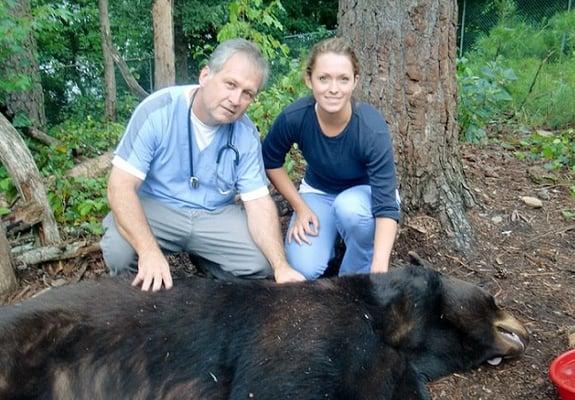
[
  {"xmin": 332, "ymin": 187, "xmax": 373, "ymax": 234},
  {"xmin": 286, "ymin": 243, "xmax": 332, "ymax": 280}
]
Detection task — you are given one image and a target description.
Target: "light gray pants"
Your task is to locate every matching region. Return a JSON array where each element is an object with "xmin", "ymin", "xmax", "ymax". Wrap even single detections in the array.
[{"xmin": 100, "ymin": 197, "xmax": 273, "ymax": 280}]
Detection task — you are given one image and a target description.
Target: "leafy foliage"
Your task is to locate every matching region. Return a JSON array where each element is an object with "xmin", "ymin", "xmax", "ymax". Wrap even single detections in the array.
[
  {"xmin": 217, "ymin": 0, "xmax": 289, "ymax": 60},
  {"xmin": 0, "ymin": 120, "xmax": 123, "ymax": 236},
  {"xmin": 460, "ymin": 8, "xmax": 575, "ymax": 132},
  {"xmin": 457, "ymin": 56, "xmax": 516, "ymax": 142},
  {"xmin": 516, "ymin": 129, "xmax": 575, "ymax": 172},
  {"xmin": 250, "ymin": 58, "xmax": 308, "ymax": 135}
]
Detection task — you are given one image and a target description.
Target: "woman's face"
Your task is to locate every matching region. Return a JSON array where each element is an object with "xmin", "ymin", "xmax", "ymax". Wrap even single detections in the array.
[{"xmin": 306, "ymin": 52, "xmax": 358, "ymax": 115}]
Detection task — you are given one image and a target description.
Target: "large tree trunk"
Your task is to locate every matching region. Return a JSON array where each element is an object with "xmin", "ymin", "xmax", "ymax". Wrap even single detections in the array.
[
  {"xmin": 0, "ymin": 114, "xmax": 61, "ymax": 245},
  {"xmin": 2, "ymin": 0, "xmax": 46, "ymax": 129},
  {"xmin": 152, "ymin": 0, "xmax": 176, "ymax": 90},
  {"xmin": 98, "ymin": 0, "xmax": 117, "ymax": 121},
  {"xmin": 338, "ymin": 0, "xmax": 475, "ymax": 250},
  {"xmin": 0, "ymin": 222, "xmax": 17, "ymax": 295}
]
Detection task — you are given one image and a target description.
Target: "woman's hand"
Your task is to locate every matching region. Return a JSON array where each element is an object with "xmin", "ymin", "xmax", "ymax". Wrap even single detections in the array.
[{"xmin": 287, "ymin": 206, "xmax": 320, "ymax": 245}]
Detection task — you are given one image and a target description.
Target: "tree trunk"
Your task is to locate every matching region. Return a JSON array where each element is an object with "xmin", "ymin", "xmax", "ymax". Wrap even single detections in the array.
[
  {"xmin": 0, "ymin": 114, "xmax": 61, "ymax": 245},
  {"xmin": 0, "ymin": 222, "xmax": 17, "ymax": 295},
  {"xmin": 109, "ymin": 45, "xmax": 149, "ymax": 100},
  {"xmin": 174, "ymin": 6, "xmax": 189, "ymax": 85},
  {"xmin": 338, "ymin": 0, "xmax": 475, "ymax": 251},
  {"xmin": 98, "ymin": 0, "xmax": 117, "ymax": 121},
  {"xmin": 99, "ymin": 20, "xmax": 149, "ymax": 100},
  {"xmin": 152, "ymin": 0, "xmax": 176, "ymax": 90},
  {"xmin": 2, "ymin": 0, "xmax": 46, "ymax": 129}
]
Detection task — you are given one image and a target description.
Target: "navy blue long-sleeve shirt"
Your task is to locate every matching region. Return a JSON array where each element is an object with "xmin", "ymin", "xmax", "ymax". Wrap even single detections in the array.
[{"xmin": 262, "ymin": 96, "xmax": 400, "ymax": 221}]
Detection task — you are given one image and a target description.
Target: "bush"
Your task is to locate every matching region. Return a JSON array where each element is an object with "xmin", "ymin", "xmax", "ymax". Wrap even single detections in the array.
[
  {"xmin": 459, "ymin": 9, "xmax": 575, "ymax": 137},
  {"xmin": 457, "ymin": 56, "xmax": 516, "ymax": 142}
]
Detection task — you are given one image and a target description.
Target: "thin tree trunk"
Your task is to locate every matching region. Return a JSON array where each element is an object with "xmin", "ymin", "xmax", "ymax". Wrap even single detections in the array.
[
  {"xmin": 338, "ymin": 0, "xmax": 475, "ymax": 251},
  {"xmin": 174, "ymin": 6, "xmax": 189, "ymax": 84},
  {"xmin": 2, "ymin": 0, "xmax": 46, "ymax": 129},
  {"xmin": 0, "ymin": 114, "xmax": 61, "ymax": 245},
  {"xmin": 0, "ymin": 222, "xmax": 17, "ymax": 295},
  {"xmin": 152, "ymin": 0, "xmax": 176, "ymax": 90},
  {"xmin": 98, "ymin": 0, "xmax": 117, "ymax": 121},
  {"xmin": 100, "ymin": 25, "xmax": 149, "ymax": 100},
  {"xmin": 110, "ymin": 46, "xmax": 149, "ymax": 100}
]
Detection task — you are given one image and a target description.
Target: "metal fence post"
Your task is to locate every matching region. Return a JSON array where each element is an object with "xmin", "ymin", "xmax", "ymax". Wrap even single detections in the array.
[{"xmin": 459, "ymin": 0, "xmax": 466, "ymax": 58}]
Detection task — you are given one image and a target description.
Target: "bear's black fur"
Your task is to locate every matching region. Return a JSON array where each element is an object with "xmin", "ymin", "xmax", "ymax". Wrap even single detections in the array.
[{"xmin": 0, "ymin": 263, "xmax": 528, "ymax": 400}]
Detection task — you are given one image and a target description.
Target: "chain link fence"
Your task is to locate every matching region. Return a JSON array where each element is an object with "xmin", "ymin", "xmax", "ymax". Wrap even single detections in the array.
[{"xmin": 458, "ymin": 0, "xmax": 573, "ymax": 56}]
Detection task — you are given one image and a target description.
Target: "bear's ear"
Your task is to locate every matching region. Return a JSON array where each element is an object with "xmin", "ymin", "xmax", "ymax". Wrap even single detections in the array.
[{"xmin": 407, "ymin": 251, "xmax": 432, "ymax": 268}]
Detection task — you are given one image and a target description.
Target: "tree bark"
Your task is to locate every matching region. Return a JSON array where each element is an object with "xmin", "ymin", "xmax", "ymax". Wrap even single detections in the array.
[
  {"xmin": 14, "ymin": 240, "xmax": 100, "ymax": 265},
  {"xmin": 0, "ymin": 222, "xmax": 17, "ymax": 295},
  {"xmin": 174, "ymin": 5, "xmax": 189, "ymax": 85},
  {"xmin": 338, "ymin": 0, "xmax": 475, "ymax": 251},
  {"xmin": 98, "ymin": 0, "xmax": 117, "ymax": 121},
  {"xmin": 152, "ymin": 0, "xmax": 176, "ymax": 90},
  {"xmin": 0, "ymin": 114, "xmax": 61, "ymax": 245},
  {"xmin": 65, "ymin": 150, "xmax": 113, "ymax": 178},
  {"xmin": 100, "ymin": 25, "xmax": 149, "ymax": 100},
  {"xmin": 2, "ymin": 0, "xmax": 46, "ymax": 129},
  {"xmin": 27, "ymin": 127, "xmax": 59, "ymax": 146},
  {"xmin": 110, "ymin": 46, "xmax": 149, "ymax": 100}
]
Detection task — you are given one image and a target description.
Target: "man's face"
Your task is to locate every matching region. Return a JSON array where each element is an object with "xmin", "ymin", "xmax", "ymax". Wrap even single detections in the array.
[{"xmin": 194, "ymin": 53, "xmax": 263, "ymax": 126}]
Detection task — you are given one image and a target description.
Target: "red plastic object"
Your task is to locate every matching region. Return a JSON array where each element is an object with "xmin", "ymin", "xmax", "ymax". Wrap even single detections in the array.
[{"xmin": 550, "ymin": 349, "xmax": 575, "ymax": 400}]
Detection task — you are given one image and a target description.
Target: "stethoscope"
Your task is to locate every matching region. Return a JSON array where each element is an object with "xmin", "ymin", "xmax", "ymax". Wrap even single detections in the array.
[{"xmin": 188, "ymin": 89, "xmax": 240, "ymax": 194}]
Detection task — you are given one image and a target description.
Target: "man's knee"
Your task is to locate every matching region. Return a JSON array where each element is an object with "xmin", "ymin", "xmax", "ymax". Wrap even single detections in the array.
[
  {"xmin": 100, "ymin": 214, "xmax": 137, "ymax": 276},
  {"xmin": 229, "ymin": 251, "xmax": 273, "ymax": 279},
  {"xmin": 101, "ymin": 246, "xmax": 137, "ymax": 276}
]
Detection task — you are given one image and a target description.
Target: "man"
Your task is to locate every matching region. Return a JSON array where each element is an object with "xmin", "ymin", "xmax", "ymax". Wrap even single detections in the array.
[{"xmin": 101, "ymin": 38, "xmax": 305, "ymax": 291}]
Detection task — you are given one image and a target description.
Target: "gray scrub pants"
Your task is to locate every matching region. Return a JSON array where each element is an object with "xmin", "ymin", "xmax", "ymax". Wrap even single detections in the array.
[{"xmin": 100, "ymin": 197, "xmax": 273, "ymax": 280}]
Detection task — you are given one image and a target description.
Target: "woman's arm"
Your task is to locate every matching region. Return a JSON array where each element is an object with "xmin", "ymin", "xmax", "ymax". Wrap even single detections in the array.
[{"xmin": 370, "ymin": 217, "xmax": 398, "ymax": 273}]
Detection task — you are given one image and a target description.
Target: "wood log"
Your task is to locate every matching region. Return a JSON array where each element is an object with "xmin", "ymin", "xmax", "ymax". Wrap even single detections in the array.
[
  {"xmin": 66, "ymin": 150, "xmax": 113, "ymax": 178},
  {"xmin": 14, "ymin": 241, "xmax": 101, "ymax": 265},
  {"xmin": 27, "ymin": 127, "xmax": 59, "ymax": 146},
  {"xmin": 3, "ymin": 200, "xmax": 44, "ymax": 234},
  {"xmin": 0, "ymin": 222, "xmax": 17, "ymax": 295}
]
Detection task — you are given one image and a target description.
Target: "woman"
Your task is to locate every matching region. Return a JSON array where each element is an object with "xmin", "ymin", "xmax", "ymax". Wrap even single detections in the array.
[{"xmin": 262, "ymin": 37, "xmax": 400, "ymax": 280}]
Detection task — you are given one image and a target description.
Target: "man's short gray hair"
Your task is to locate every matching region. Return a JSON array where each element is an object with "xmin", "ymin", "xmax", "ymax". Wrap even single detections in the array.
[{"xmin": 207, "ymin": 38, "xmax": 269, "ymax": 91}]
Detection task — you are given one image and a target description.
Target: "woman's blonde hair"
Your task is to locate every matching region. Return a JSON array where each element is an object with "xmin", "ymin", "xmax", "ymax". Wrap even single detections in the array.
[{"xmin": 305, "ymin": 37, "xmax": 360, "ymax": 78}]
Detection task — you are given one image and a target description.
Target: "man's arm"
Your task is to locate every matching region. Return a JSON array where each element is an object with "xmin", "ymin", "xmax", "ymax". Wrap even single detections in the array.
[
  {"xmin": 107, "ymin": 166, "xmax": 173, "ymax": 291},
  {"xmin": 370, "ymin": 217, "xmax": 398, "ymax": 273},
  {"xmin": 243, "ymin": 194, "xmax": 306, "ymax": 283}
]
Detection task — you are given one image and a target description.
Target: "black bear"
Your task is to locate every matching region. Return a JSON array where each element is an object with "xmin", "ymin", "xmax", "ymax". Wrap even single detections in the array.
[{"xmin": 0, "ymin": 263, "xmax": 528, "ymax": 400}]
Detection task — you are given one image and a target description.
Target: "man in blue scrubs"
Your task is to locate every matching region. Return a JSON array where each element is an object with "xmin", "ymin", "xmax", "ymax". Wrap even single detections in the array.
[{"xmin": 100, "ymin": 38, "xmax": 304, "ymax": 291}]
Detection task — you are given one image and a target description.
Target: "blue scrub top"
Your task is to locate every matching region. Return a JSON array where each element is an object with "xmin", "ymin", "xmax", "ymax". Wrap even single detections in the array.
[{"xmin": 114, "ymin": 85, "xmax": 268, "ymax": 211}]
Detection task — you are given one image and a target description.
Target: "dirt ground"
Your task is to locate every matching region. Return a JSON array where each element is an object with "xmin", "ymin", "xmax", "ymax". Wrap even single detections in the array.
[{"xmin": 2, "ymin": 141, "xmax": 574, "ymax": 399}]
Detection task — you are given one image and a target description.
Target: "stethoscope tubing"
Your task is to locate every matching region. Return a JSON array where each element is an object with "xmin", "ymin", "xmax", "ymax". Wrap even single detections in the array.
[{"xmin": 188, "ymin": 89, "xmax": 240, "ymax": 191}]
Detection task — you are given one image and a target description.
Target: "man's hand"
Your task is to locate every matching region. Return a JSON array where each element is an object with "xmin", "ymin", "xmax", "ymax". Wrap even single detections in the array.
[
  {"xmin": 132, "ymin": 250, "xmax": 173, "ymax": 291},
  {"xmin": 274, "ymin": 263, "xmax": 306, "ymax": 284}
]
